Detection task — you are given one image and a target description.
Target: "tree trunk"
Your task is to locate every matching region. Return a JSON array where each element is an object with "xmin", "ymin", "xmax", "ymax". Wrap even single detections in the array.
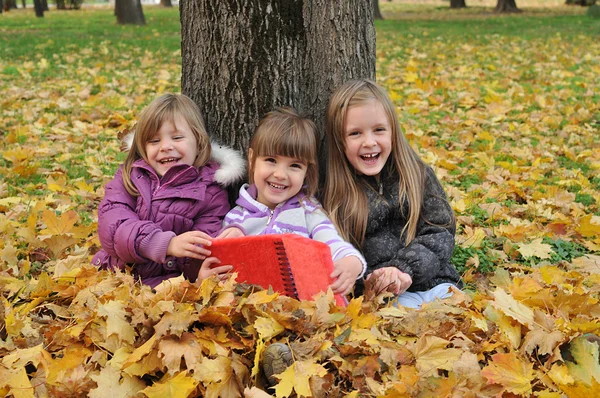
[
  {"xmin": 42, "ymin": 0, "xmax": 48, "ymax": 11},
  {"xmin": 160, "ymin": 0, "xmax": 172, "ymax": 7},
  {"xmin": 373, "ymin": 0, "xmax": 383, "ymax": 19},
  {"xmin": 56, "ymin": 0, "xmax": 66, "ymax": 9},
  {"xmin": 115, "ymin": 0, "xmax": 146, "ymax": 25},
  {"xmin": 33, "ymin": 0, "xmax": 43, "ymax": 16},
  {"xmin": 4, "ymin": 0, "xmax": 16, "ymax": 10},
  {"xmin": 20, "ymin": 0, "xmax": 25, "ymax": 8},
  {"xmin": 180, "ymin": 0, "xmax": 376, "ymax": 157},
  {"xmin": 450, "ymin": 0, "xmax": 467, "ymax": 8},
  {"xmin": 0, "ymin": 0, "xmax": 3, "ymax": 13},
  {"xmin": 495, "ymin": 0, "xmax": 520, "ymax": 12}
]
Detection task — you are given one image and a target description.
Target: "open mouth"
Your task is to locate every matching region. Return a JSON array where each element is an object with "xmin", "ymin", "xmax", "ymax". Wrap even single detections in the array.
[
  {"xmin": 360, "ymin": 153, "xmax": 380, "ymax": 164},
  {"xmin": 268, "ymin": 182, "xmax": 287, "ymax": 191},
  {"xmin": 159, "ymin": 157, "xmax": 180, "ymax": 165}
]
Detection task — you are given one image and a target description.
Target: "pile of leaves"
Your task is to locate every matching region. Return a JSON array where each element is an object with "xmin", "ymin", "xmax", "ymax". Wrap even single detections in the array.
[
  {"xmin": 2, "ymin": 6, "xmax": 600, "ymax": 397},
  {"xmin": 1, "ymin": 257, "xmax": 600, "ymax": 396}
]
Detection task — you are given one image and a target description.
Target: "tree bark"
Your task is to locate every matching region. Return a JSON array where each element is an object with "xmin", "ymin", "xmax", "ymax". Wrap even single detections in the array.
[
  {"xmin": 42, "ymin": 0, "xmax": 48, "ymax": 11},
  {"xmin": 495, "ymin": 0, "xmax": 520, "ymax": 12},
  {"xmin": 450, "ymin": 0, "xmax": 467, "ymax": 8},
  {"xmin": 33, "ymin": 0, "xmax": 43, "ymax": 17},
  {"xmin": 373, "ymin": 0, "xmax": 383, "ymax": 19},
  {"xmin": 0, "ymin": 0, "xmax": 3, "ymax": 13},
  {"xmin": 115, "ymin": 0, "xmax": 146, "ymax": 25},
  {"xmin": 160, "ymin": 0, "xmax": 172, "ymax": 7},
  {"xmin": 180, "ymin": 0, "xmax": 375, "ymax": 156},
  {"xmin": 20, "ymin": 0, "xmax": 25, "ymax": 8}
]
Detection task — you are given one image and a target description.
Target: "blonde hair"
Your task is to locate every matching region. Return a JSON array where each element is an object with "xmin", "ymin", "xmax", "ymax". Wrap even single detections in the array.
[
  {"xmin": 323, "ymin": 79, "xmax": 426, "ymax": 248},
  {"xmin": 122, "ymin": 93, "xmax": 211, "ymax": 196},
  {"xmin": 248, "ymin": 107, "xmax": 319, "ymax": 197}
]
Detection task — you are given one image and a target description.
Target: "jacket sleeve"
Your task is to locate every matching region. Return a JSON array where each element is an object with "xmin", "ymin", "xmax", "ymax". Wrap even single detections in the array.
[
  {"xmin": 370, "ymin": 168, "xmax": 455, "ymax": 287},
  {"xmin": 191, "ymin": 183, "xmax": 230, "ymax": 237},
  {"xmin": 97, "ymin": 167, "xmax": 175, "ymax": 265},
  {"xmin": 305, "ymin": 202, "xmax": 367, "ymax": 279}
]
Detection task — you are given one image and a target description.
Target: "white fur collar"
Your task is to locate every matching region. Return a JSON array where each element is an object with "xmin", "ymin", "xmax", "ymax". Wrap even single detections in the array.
[{"xmin": 120, "ymin": 132, "xmax": 246, "ymax": 186}]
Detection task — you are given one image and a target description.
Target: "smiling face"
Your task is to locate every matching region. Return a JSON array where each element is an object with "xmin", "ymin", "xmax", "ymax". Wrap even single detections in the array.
[
  {"xmin": 343, "ymin": 100, "xmax": 392, "ymax": 178},
  {"xmin": 145, "ymin": 114, "xmax": 198, "ymax": 177},
  {"xmin": 251, "ymin": 151, "xmax": 308, "ymax": 209}
]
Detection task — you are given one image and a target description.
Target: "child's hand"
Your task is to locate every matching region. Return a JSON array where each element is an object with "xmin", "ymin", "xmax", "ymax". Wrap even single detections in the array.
[
  {"xmin": 197, "ymin": 256, "xmax": 233, "ymax": 282},
  {"xmin": 167, "ymin": 231, "xmax": 213, "ymax": 259},
  {"xmin": 330, "ymin": 256, "xmax": 363, "ymax": 295},
  {"xmin": 366, "ymin": 267, "xmax": 412, "ymax": 295},
  {"xmin": 216, "ymin": 227, "xmax": 245, "ymax": 239}
]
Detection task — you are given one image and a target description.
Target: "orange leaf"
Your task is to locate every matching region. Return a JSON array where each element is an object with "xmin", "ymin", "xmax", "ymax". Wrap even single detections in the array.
[{"xmin": 481, "ymin": 352, "xmax": 534, "ymax": 394}]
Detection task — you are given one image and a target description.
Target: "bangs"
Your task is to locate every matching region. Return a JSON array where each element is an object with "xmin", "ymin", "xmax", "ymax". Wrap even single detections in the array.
[{"xmin": 251, "ymin": 122, "xmax": 317, "ymax": 165}]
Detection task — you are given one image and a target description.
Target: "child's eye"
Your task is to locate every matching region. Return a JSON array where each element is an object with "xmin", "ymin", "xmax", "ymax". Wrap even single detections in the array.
[
  {"xmin": 173, "ymin": 135, "xmax": 184, "ymax": 140},
  {"xmin": 264, "ymin": 157, "xmax": 276, "ymax": 163},
  {"xmin": 348, "ymin": 131, "xmax": 360, "ymax": 137},
  {"xmin": 291, "ymin": 163, "xmax": 304, "ymax": 169},
  {"xmin": 148, "ymin": 138, "xmax": 160, "ymax": 144}
]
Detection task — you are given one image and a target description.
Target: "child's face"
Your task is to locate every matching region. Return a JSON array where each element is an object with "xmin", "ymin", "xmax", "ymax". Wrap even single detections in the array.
[
  {"xmin": 252, "ymin": 154, "xmax": 307, "ymax": 209},
  {"xmin": 343, "ymin": 100, "xmax": 392, "ymax": 178},
  {"xmin": 145, "ymin": 115, "xmax": 198, "ymax": 177}
]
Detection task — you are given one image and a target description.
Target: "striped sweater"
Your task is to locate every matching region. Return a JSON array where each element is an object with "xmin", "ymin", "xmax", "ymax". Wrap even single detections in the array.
[{"xmin": 223, "ymin": 184, "xmax": 366, "ymax": 278}]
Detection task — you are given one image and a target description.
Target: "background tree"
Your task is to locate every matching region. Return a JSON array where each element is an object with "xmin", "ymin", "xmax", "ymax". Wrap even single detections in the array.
[
  {"xmin": 496, "ymin": 0, "xmax": 520, "ymax": 12},
  {"xmin": 33, "ymin": 0, "xmax": 43, "ymax": 17},
  {"xmin": 160, "ymin": 0, "xmax": 172, "ymax": 7},
  {"xmin": 181, "ymin": 0, "xmax": 375, "ymax": 157},
  {"xmin": 3, "ymin": 0, "xmax": 16, "ymax": 11},
  {"xmin": 451, "ymin": 0, "xmax": 467, "ymax": 9},
  {"xmin": 115, "ymin": 0, "xmax": 145, "ymax": 25},
  {"xmin": 374, "ymin": 0, "xmax": 383, "ymax": 19},
  {"xmin": 0, "ymin": 0, "xmax": 3, "ymax": 13}
]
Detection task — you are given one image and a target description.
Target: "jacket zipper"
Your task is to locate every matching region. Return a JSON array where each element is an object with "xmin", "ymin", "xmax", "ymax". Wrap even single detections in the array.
[{"xmin": 266, "ymin": 209, "xmax": 274, "ymax": 226}]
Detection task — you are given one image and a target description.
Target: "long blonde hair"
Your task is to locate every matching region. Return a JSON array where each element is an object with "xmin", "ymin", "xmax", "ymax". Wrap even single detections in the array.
[
  {"xmin": 323, "ymin": 79, "xmax": 426, "ymax": 248},
  {"xmin": 122, "ymin": 93, "xmax": 211, "ymax": 196},
  {"xmin": 248, "ymin": 107, "xmax": 319, "ymax": 197}
]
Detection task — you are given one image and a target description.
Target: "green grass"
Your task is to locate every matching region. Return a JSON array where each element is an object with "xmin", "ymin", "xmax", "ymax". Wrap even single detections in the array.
[{"xmin": 0, "ymin": 6, "xmax": 181, "ymax": 60}]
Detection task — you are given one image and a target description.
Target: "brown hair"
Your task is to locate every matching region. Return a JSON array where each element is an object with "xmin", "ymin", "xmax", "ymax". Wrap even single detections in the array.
[
  {"xmin": 248, "ymin": 107, "xmax": 319, "ymax": 197},
  {"xmin": 122, "ymin": 93, "xmax": 211, "ymax": 196},
  {"xmin": 322, "ymin": 79, "xmax": 426, "ymax": 248}
]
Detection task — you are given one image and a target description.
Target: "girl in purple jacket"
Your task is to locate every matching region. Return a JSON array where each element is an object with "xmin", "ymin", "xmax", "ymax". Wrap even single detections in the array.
[{"xmin": 92, "ymin": 94, "xmax": 245, "ymax": 287}]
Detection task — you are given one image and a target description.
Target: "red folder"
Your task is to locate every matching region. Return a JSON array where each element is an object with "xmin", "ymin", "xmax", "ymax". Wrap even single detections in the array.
[{"xmin": 209, "ymin": 234, "xmax": 347, "ymax": 307}]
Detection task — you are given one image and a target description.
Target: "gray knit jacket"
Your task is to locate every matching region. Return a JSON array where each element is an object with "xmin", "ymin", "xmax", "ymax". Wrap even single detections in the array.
[{"xmin": 354, "ymin": 166, "xmax": 461, "ymax": 296}]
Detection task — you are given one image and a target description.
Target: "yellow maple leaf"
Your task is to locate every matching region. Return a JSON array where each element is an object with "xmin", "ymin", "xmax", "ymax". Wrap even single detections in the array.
[
  {"xmin": 565, "ymin": 336, "xmax": 600, "ymax": 385},
  {"xmin": 122, "ymin": 335, "xmax": 158, "ymax": 370},
  {"xmin": 140, "ymin": 371, "xmax": 197, "ymax": 398},
  {"xmin": 275, "ymin": 360, "xmax": 328, "ymax": 398},
  {"xmin": 517, "ymin": 238, "xmax": 554, "ymax": 259},
  {"xmin": 158, "ymin": 333, "xmax": 203, "ymax": 374},
  {"xmin": 97, "ymin": 300, "xmax": 136, "ymax": 345},
  {"xmin": 481, "ymin": 352, "xmax": 534, "ymax": 395},
  {"xmin": 571, "ymin": 255, "xmax": 600, "ymax": 275},
  {"xmin": 576, "ymin": 215, "xmax": 600, "ymax": 238},
  {"xmin": 254, "ymin": 316, "xmax": 285, "ymax": 341},
  {"xmin": 89, "ymin": 365, "xmax": 145, "ymax": 398},
  {"xmin": 413, "ymin": 335, "xmax": 462, "ymax": 375},
  {"xmin": 39, "ymin": 210, "xmax": 78, "ymax": 237},
  {"xmin": 491, "ymin": 288, "xmax": 535, "ymax": 328}
]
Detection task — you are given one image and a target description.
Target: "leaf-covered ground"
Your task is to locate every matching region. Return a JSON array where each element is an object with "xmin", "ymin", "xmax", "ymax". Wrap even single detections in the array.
[{"xmin": 1, "ymin": 5, "xmax": 600, "ymax": 398}]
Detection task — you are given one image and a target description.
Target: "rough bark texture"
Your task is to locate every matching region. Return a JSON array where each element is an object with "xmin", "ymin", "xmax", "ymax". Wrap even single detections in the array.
[
  {"xmin": 33, "ymin": 0, "xmax": 43, "ymax": 17},
  {"xmin": 160, "ymin": 0, "xmax": 172, "ymax": 7},
  {"xmin": 180, "ymin": 0, "xmax": 375, "ymax": 156},
  {"xmin": 450, "ymin": 0, "xmax": 467, "ymax": 9},
  {"xmin": 495, "ymin": 0, "xmax": 520, "ymax": 12},
  {"xmin": 115, "ymin": 0, "xmax": 146, "ymax": 25},
  {"xmin": 373, "ymin": 0, "xmax": 383, "ymax": 19}
]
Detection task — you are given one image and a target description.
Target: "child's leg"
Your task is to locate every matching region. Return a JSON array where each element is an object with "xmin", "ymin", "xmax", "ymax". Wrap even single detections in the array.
[{"xmin": 393, "ymin": 283, "xmax": 456, "ymax": 309}]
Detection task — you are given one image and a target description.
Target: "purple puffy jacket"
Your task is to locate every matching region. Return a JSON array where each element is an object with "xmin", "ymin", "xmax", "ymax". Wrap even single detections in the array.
[{"xmin": 92, "ymin": 145, "xmax": 245, "ymax": 287}]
